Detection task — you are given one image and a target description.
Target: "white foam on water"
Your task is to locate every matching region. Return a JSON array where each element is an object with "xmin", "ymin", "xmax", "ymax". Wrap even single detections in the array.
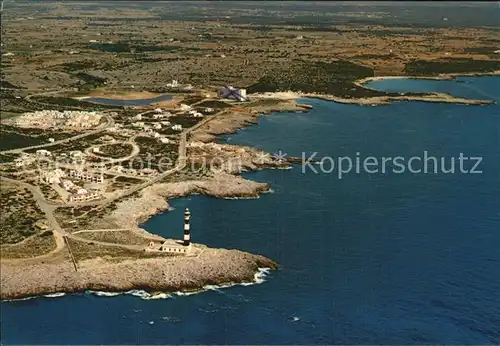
[
  {"xmin": 146, "ymin": 292, "xmax": 171, "ymax": 300},
  {"xmin": 87, "ymin": 290, "xmax": 122, "ymax": 297},
  {"xmin": 174, "ymin": 267, "xmax": 272, "ymax": 296},
  {"xmin": 125, "ymin": 290, "xmax": 171, "ymax": 300},
  {"xmin": 161, "ymin": 316, "xmax": 181, "ymax": 323},
  {"xmin": 4, "ymin": 296, "xmax": 37, "ymax": 302},
  {"xmin": 174, "ymin": 290, "xmax": 203, "ymax": 296},
  {"xmin": 223, "ymin": 196, "xmax": 260, "ymax": 200},
  {"xmin": 202, "ymin": 284, "xmax": 222, "ymax": 291},
  {"xmin": 254, "ymin": 267, "xmax": 271, "ymax": 284},
  {"xmin": 89, "ymin": 289, "xmax": 175, "ymax": 300},
  {"xmin": 21, "ymin": 267, "xmax": 272, "ymax": 302},
  {"xmin": 43, "ymin": 292, "xmax": 66, "ymax": 298}
]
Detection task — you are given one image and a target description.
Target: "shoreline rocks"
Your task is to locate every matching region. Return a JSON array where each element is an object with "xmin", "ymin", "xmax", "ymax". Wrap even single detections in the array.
[
  {"xmin": 252, "ymin": 72, "xmax": 499, "ymax": 106},
  {"xmin": 111, "ymin": 173, "xmax": 270, "ymax": 229},
  {"xmin": 1, "ymin": 246, "xmax": 278, "ymax": 301}
]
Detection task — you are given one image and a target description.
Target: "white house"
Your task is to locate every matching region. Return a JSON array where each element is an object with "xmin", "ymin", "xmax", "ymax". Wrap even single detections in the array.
[
  {"xmin": 179, "ymin": 104, "xmax": 192, "ymax": 111},
  {"xmin": 70, "ymin": 150, "xmax": 84, "ymax": 158},
  {"xmin": 36, "ymin": 149, "xmax": 52, "ymax": 156}
]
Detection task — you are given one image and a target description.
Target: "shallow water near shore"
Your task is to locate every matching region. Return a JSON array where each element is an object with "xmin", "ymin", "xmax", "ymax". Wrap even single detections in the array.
[{"xmin": 2, "ymin": 77, "xmax": 500, "ymax": 344}]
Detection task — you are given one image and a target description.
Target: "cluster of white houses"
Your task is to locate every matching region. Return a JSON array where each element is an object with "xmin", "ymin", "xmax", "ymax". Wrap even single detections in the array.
[
  {"xmin": 67, "ymin": 169, "xmax": 104, "ymax": 183},
  {"xmin": 107, "ymin": 122, "xmax": 172, "ymax": 142},
  {"xmin": 14, "ymin": 150, "xmax": 87, "ymax": 167},
  {"xmin": 15, "ymin": 110, "xmax": 103, "ymax": 130},
  {"xmin": 40, "ymin": 168, "xmax": 103, "ymax": 202},
  {"xmin": 14, "ymin": 153, "xmax": 37, "ymax": 167}
]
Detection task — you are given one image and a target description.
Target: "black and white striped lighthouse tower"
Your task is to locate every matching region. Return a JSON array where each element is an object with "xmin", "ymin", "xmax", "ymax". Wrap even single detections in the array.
[{"xmin": 183, "ymin": 208, "xmax": 191, "ymax": 246}]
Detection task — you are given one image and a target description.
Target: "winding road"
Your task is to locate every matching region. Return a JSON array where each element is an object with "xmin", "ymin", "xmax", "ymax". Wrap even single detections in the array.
[{"xmin": 1, "ymin": 102, "xmax": 217, "ymax": 267}]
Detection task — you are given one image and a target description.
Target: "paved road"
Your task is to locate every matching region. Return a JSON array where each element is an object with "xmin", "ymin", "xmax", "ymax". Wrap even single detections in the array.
[
  {"xmin": 54, "ymin": 113, "xmax": 214, "ymax": 208},
  {"xmin": 83, "ymin": 139, "xmax": 140, "ymax": 164},
  {"xmin": 24, "ymin": 89, "xmax": 72, "ymax": 103},
  {"xmin": 1, "ymin": 103, "xmax": 218, "ymax": 262},
  {"xmin": 0, "ymin": 176, "xmax": 67, "ymax": 260},
  {"xmin": 68, "ymin": 233, "xmax": 146, "ymax": 252}
]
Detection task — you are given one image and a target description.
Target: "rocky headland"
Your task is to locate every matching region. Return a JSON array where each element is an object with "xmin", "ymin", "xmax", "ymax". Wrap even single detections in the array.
[
  {"xmin": 1, "ymin": 245, "xmax": 278, "ymax": 301},
  {"xmin": 252, "ymin": 71, "xmax": 499, "ymax": 106},
  {"xmin": 111, "ymin": 173, "xmax": 270, "ymax": 229}
]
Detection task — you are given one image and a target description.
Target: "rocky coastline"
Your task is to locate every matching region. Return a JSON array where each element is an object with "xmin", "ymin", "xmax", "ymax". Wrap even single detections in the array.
[
  {"xmin": 253, "ymin": 72, "xmax": 499, "ymax": 106},
  {"xmin": 1, "ymin": 246, "xmax": 278, "ymax": 301},
  {"xmin": 1, "ymin": 99, "xmax": 305, "ymax": 301},
  {"xmin": 305, "ymin": 92, "xmax": 495, "ymax": 106},
  {"xmin": 355, "ymin": 70, "xmax": 500, "ymax": 86},
  {"xmin": 111, "ymin": 173, "xmax": 271, "ymax": 229},
  {"xmin": 8, "ymin": 72, "xmax": 494, "ymax": 301}
]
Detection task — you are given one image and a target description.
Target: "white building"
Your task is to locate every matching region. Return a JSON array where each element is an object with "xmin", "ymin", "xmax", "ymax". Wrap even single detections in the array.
[
  {"xmin": 166, "ymin": 80, "xmax": 179, "ymax": 88},
  {"xmin": 68, "ymin": 170, "xmax": 104, "ymax": 183},
  {"xmin": 70, "ymin": 150, "xmax": 84, "ymax": 158},
  {"xmin": 14, "ymin": 154, "xmax": 35, "ymax": 167},
  {"xmin": 36, "ymin": 149, "xmax": 52, "ymax": 156},
  {"xmin": 40, "ymin": 169, "xmax": 66, "ymax": 184},
  {"xmin": 179, "ymin": 104, "xmax": 192, "ymax": 111},
  {"xmin": 16, "ymin": 110, "xmax": 103, "ymax": 130},
  {"xmin": 61, "ymin": 179, "xmax": 78, "ymax": 192},
  {"xmin": 139, "ymin": 168, "xmax": 157, "ymax": 176},
  {"xmin": 153, "ymin": 113, "xmax": 165, "ymax": 119},
  {"xmin": 68, "ymin": 190, "xmax": 100, "ymax": 202}
]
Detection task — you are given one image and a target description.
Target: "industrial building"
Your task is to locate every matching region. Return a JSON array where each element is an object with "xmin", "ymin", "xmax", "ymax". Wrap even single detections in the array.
[{"xmin": 218, "ymin": 86, "xmax": 248, "ymax": 101}]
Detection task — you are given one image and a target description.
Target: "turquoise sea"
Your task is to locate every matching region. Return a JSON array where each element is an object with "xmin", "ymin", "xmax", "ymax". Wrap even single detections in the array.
[{"xmin": 1, "ymin": 77, "xmax": 499, "ymax": 344}]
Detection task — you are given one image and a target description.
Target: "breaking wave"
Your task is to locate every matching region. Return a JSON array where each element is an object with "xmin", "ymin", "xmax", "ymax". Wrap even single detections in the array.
[
  {"xmin": 87, "ymin": 290, "xmax": 171, "ymax": 300},
  {"xmin": 4, "ymin": 296, "xmax": 37, "ymax": 302},
  {"xmin": 8, "ymin": 268, "xmax": 271, "ymax": 302},
  {"xmin": 5, "ymin": 292, "xmax": 67, "ymax": 302},
  {"xmin": 87, "ymin": 291, "xmax": 121, "ymax": 297},
  {"xmin": 43, "ymin": 292, "xmax": 66, "ymax": 298},
  {"xmin": 223, "ymin": 195, "xmax": 260, "ymax": 200}
]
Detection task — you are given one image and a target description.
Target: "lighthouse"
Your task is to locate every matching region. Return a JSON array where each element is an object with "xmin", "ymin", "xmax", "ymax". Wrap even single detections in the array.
[{"xmin": 183, "ymin": 208, "xmax": 191, "ymax": 246}]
